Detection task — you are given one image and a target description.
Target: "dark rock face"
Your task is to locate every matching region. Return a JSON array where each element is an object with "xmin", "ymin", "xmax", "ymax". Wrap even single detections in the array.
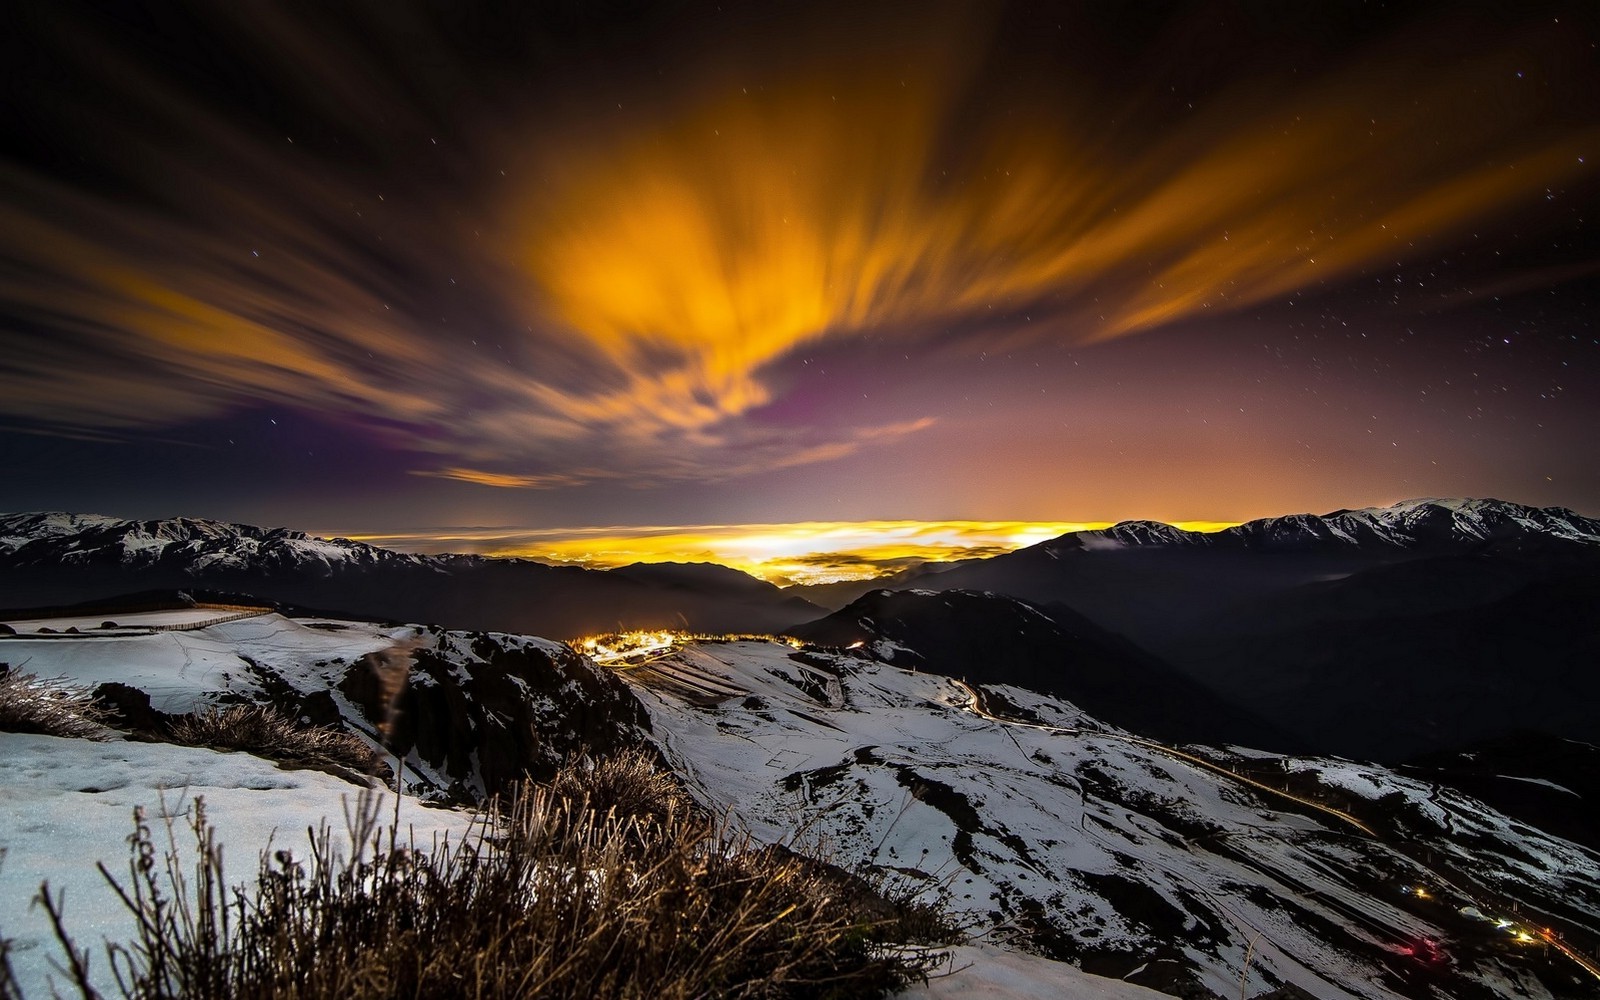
[
  {"xmin": 340, "ymin": 631, "xmax": 652, "ymax": 799},
  {"xmin": 91, "ymin": 681, "xmax": 171, "ymax": 732},
  {"xmin": 1181, "ymin": 564, "xmax": 1600, "ymax": 760}
]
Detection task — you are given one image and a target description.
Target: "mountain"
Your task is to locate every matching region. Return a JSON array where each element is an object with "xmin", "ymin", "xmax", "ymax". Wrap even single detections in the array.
[
  {"xmin": 785, "ymin": 588, "xmax": 1296, "ymax": 749},
  {"xmin": 1180, "ymin": 559, "xmax": 1600, "ymax": 761},
  {"xmin": 0, "ymin": 512, "xmax": 821, "ymax": 638},
  {"xmin": 0, "ymin": 610, "xmax": 653, "ymax": 800},
  {"xmin": 607, "ymin": 560, "xmax": 822, "ymax": 622},
  {"xmin": 1401, "ymin": 731, "xmax": 1600, "ymax": 853},
  {"xmin": 626, "ymin": 637, "xmax": 1600, "ymax": 999},
  {"xmin": 862, "ymin": 498, "xmax": 1600, "ymax": 642},
  {"xmin": 828, "ymin": 499, "xmax": 1600, "ymax": 761},
  {"xmin": 7, "ymin": 617, "xmax": 1598, "ymax": 999}
]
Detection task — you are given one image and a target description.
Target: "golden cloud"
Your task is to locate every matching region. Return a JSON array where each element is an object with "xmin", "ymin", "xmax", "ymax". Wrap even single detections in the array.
[
  {"xmin": 3, "ymin": 8, "xmax": 1591, "ymax": 487},
  {"xmin": 515, "ymin": 39, "xmax": 1594, "ymax": 438},
  {"xmin": 409, "ymin": 467, "xmax": 591, "ymax": 490}
]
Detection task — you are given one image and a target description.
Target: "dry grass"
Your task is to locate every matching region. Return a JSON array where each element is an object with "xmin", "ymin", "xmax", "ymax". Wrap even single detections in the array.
[
  {"xmin": 35, "ymin": 756, "xmax": 951, "ymax": 1000},
  {"xmin": 0, "ymin": 669, "xmax": 109, "ymax": 740},
  {"xmin": 545, "ymin": 747, "xmax": 696, "ymax": 827},
  {"xmin": 166, "ymin": 704, "xmax": 384, "ymax": 776}
]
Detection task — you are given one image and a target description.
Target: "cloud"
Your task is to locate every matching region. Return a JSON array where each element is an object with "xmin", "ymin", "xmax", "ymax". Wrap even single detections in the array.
[
  {"xmin": 4, "ymin": 7, "xmax": 1593, "ymax": 488},
  {"xmin": 409, "ymin": 467, "xmax": 591, "ymax": 490}
]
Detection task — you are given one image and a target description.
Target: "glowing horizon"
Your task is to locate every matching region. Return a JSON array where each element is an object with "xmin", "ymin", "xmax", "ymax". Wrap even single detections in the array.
[{"xmin": 337, "ymin": 518, "xmax": 1240, "ymax": 586}]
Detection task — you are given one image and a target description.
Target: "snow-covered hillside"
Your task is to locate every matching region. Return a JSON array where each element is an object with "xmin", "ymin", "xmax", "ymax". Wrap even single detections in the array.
[
  {"xmin": 623, "ymin": 638, "xmax": 1600, "ymax": 999},
  {"xmin": 0, "ymin": 733, "xmax": 476, "ymax": 998},
  {"xmin": 0, "ymin": 615, "xmax": 1170, "ymax": 1000},
  {"xmin": 0, "ymin": 611, "xmax": 651, "ymax": 800},
  {"xmin": 4, "ymin": 617, "xmax": 1598, "ymax": 999}
]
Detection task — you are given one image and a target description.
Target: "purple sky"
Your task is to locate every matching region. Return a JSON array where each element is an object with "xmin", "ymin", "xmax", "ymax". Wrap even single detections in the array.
[{"xmin": 3, "ymin": 1, "xmax": 1598, "ymax": 540}]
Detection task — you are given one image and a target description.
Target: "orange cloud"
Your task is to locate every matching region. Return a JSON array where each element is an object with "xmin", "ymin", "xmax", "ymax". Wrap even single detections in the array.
[
  {"xmin": 410, "ymin": 467, "xmax": 590, "ymax": 490},
  {"xmin": 515, "ymin": 35, "xmax": 1594, "ymax": 435},
  {"xmin": 3, "ymin": 8, "xmax": 1591, "ymax": 488}
]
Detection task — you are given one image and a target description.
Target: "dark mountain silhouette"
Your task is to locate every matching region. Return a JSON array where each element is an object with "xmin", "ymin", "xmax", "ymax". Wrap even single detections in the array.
[
  {"xmin": 0, "ymin": 513, "xmax": 820, "ymax": 638},
  {"xmin": 1401, "ymin": 731, "xmax": 1600, "ymax": 852},
  {"xmin": 846, "ymin": 498, "xmax": 1600, "ymax": 650},
  {"xmin": 786, "ymin": 588, "xmax": 1298, "ymax": 748},
  {"xmin": 782, "ymin": 559, "xmax": 970, "ymax": 610},
  {"xmin": 1181, "ymin": 563, "xmax": 1600, "ymax": 760}
]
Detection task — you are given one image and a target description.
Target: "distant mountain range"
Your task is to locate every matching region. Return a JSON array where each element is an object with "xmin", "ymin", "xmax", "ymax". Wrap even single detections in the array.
[
  {"xmin": 792, "ymin": 498, "xmax": 1600, "ymax": 761},
  {"xmin": 0, "ymin": 512, "xmax": 820, "ymax": 638},
  {"xmin": 785, "ymin": 497, "xmax": 1600, "ymax": 612},
  {"xmin": 4, "ymin": 498, "xmax": 1597, "ymax": 762}
]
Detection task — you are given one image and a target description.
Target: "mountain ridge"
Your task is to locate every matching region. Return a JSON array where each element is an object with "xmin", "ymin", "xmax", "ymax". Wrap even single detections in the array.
[{"xmin": 0, "ymin": 512, "xmax": 821, "ymax": 637}]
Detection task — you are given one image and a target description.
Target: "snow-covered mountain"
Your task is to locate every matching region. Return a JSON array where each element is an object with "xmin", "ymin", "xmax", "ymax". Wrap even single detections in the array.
[
  {"xmin": 5, "ymin": 617, "xmax": 1598, "ymax": 999},
  {"xmin": 784, "ymin": 499, "xmax": 1600, "ymax": 763},
  {"xmin": 0, "ymin": 512, "xmax": 820, "ymax": 637},
  {"xmin": 785, "ymin": 499, "xmax": 1600, "ymax": 613},
  {"xmin": 1066, "ymin": 498, "xmax": 1600, "ymax": 554},
  {"xmin": 0, "ymin": 611, "xmax": 652, "ymax": 801},
  {"xmin": 634, "ymin": 637, "xmax": 1600, "ymax": 999}
]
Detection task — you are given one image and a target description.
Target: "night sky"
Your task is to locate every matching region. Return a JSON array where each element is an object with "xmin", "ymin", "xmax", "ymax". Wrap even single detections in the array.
[{"xmin": 4, "ymin": 2, "xmax": 1599, "ymax": 573}]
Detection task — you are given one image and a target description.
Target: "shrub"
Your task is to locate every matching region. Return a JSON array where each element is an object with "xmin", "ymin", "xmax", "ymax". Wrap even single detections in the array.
[
  {"xmin": 37, "ymin": 757, "xmax": 950, "ymax": 1000},
  {"xmin": 545, "ymin": 746, "xmax": 696, "ymax": 827},
  {"xmin": 167, "ymin": 704, "xmax": 383, "ymax": 776},
  {"xmin": 0, "ymin": 669, "xmax": 109, "ymax": 739}
]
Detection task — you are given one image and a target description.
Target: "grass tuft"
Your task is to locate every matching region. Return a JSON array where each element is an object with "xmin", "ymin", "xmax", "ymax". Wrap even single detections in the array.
[
  {"xmin": 33, "ymin": 754, "xmax": 951, "ymax": 1000},
  {"xmin": 545, "ymin": 746, "xmax": 696, "ymax": 827},
  {"xmin": 0, "ymin": 669, "xmax": 109, "ymax": 740},
  {"xmin": 167, "ymin": 704, "xmax": 384, "ymax": 776}
]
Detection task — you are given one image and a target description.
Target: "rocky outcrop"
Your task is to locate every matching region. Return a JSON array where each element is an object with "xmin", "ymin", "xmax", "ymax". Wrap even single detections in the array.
[{"xmin": 340, "ymin": 629, "xmax": 652, "ymax": 799}]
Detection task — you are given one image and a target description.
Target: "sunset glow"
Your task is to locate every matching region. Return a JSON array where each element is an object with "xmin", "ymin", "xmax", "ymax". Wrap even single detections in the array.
[{"xmin": 343, "ymin": 519, "xmax": 1239, "ymax": 585}]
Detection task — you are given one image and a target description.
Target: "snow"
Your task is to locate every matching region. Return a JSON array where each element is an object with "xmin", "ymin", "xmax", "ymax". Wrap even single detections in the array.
[
  {"xmin": 625, "ymin": 639, "xmax": 1600, "ymax": 1000},
  {"xmin": 0, "ymin": 732, "xmax": 473, "ymax": 999},
  {"xmin": 1, "ymin": 608, "xmax": 253, "ymax": 634},
  {"xmin": 0, "ymin": 513, "xmax": 122, "ymax": 552},
  {"xmin": 897, "ymin": 944, "xmax": 1174, "ymax": 1000},
  {"xmin": 0, "ymin": 614, "xmax": 412, "ymax": 716},
  {"xmin": 1282, "ymin": 756, "xmax": 1600, "ymax": 928},
  {"xmin": 5, "ymin": 615, "xmax": 1597, "ymax": 999},
  {"xmin": 1495, "ymin": 774, "xmax": 1580, "ymax": 797}
]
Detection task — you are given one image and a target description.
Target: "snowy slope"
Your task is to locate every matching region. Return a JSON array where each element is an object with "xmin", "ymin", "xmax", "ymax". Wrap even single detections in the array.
[
  {"xmin": 5, "ymin": 620, "xmax": 1599, "ymax": 999},
  {"xmin": 0, "ymin": 732, "xmax": 1173, "ymax": 1000},
  {"xmin": 625, "ymin": 639, "xmax": 1600, "ymax": 1000},
  {"xmin": 0, "ymin": 733, "xmax": 475, "ymax": 999},
  {"xmin": 900, "ymin": 944, "xmax": 1179, "ymax": 1000},
  {"xmin": 0, "ymin": 613, "xmax": 652, "ymax": 801}
]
